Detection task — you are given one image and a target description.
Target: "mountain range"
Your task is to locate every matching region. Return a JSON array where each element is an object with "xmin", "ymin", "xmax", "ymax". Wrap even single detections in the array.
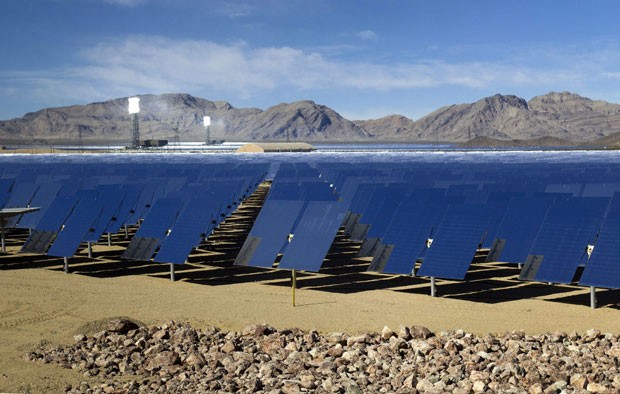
[{"xmin": 3, "ymin": 91, "xmax": 620, "ymax": 146}]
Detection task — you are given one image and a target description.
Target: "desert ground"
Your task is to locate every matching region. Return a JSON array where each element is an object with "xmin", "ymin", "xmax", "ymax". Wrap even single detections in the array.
[{"xmin": 2, "ymin": 236, "xmax": 620, "ymax": 393}]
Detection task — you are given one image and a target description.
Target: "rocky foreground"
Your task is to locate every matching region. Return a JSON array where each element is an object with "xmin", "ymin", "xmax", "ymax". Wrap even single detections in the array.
[{"xmin": 26, "ymin": 319, "xmax": 620, "ymax": 393}]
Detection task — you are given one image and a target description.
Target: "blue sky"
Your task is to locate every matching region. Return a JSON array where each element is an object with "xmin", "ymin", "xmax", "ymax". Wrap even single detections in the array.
[{"xmin": 2, "ymin": 0, "xmax": 620, "ymax": 121}]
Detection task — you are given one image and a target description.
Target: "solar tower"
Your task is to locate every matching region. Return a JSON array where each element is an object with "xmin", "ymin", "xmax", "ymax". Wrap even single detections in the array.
[
  {"xmin": 203, "ymin": 115, "xmax": 211, "ymax": 145},
  {"xmin": 128, "ymin": 97, "xmax": 140, "ymax": 149}
]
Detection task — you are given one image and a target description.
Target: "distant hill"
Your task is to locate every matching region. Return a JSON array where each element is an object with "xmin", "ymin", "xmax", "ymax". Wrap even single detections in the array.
[{"xmin": 2, "ymin": 91, "xmax": 620, "ymax": 145}]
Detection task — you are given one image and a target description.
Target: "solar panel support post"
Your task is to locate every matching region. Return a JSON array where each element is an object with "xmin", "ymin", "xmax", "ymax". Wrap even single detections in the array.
[
  {"xmin": 292, "ymin": 269, "xmax": 296, "ymax": 307},
  {"xmin": 590, "ymin": 286, "xmax": 597, "ymax": 309},
  {"xmin": 124, "ymin": 225, "xmax": 129, "ymax": 239},
  {"xmin": 87, "ymin": 242, "xmax": 92, "ymax": 259},
  {"xmin": 63, "ymin": 257, "xmax": 69, "ymax": 274},
  {"xmin": 107, "ymin": 233, "xmax": 111, "ymax": 246},
  {"xmin": 430, "ymin": 276, "xmax": 436, "ymax": 297},
  {"xmin": 170, "ymin": 264, "xmax": 175, "ymax": 282},
  {"xmin": 1, "ymin": 227, "xmax": 5, "ymax": 253}
]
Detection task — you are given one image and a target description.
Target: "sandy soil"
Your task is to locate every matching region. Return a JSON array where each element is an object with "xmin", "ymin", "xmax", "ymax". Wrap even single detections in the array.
[{"xmin": 2, "ymin": 245, "xmax": 620, "ymax": 393}]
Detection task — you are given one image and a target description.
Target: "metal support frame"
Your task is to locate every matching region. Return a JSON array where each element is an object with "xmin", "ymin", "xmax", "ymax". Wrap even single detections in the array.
[
  {"xmin": 124, "ymin": 224, "xmax": 129, "ymax": 239},
  {"xmin": 430, "ymin": 276, "xmax": 436, "ymax": 297},
  {"xmin": 63, "ymin": 257, "xmax": 69, "ymax": 274},
  {"xmin": 131, "ymin": 113, "xmax": 140, "ymax": 149},
  {"xmin": 292, "ymin": 269, "xmax": 296, "ymax": 306},
  {"xmin": 170, "ymin": 264, "xmax": 175, "ymax": 282},
  {"xmin": 590, "ymin": 286, "xmax": 597, "ymax": 309},
  {"xmin": 87, "ymin": 242, "xmax": 92, "ymax": 259},
  {"xmin": 1, "ymin": 227, "xmax": 5, "ymax": 253},
  {"xmin": 107, "ymin": 233, "xmax": 112, "ymax": 246}
]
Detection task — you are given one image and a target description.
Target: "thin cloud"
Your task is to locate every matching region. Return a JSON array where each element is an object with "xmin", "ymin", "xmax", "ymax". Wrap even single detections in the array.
[
  {"xmin": 6, "ymin": 35, "xmax": 620, "ymax": 111},
  {"xmin": 355, "ymin": 30, "xmax": 378, "ymax": 41},
  {"xmin": 103, "ymin": 0, "xmax": 147, "ymax": 6}
]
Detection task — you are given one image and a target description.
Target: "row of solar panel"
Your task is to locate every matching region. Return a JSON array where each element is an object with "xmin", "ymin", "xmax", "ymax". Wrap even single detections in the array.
[
  {"xmin": 186, "ymin": 159, "xmax": 620, "ymax": 292},
  {"xmin": 3, "ymin": 156, "xmax": 620, "ymax": 292},
  {"xmin": 313, "ymin": 163, "xmax": 620, "ymax": 290},
  {"xmin": 1, "ymin": 161, "xmax": 269, "ymax": 265}
]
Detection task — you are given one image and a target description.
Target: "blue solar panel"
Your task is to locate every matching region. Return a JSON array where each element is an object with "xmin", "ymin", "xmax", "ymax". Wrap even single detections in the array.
[
  {"xmin": 6, "ymin": 183, "xmax": 39, "ymax": 207},
  {"xmin": 580, "ymin": 195, "xmax": 620, "ymax": 288},
  {"xmin": 82, "ymin": 186, "xmax": 126, "ymax": 243},
  {"xmin": 20, "ymin": 195, "xmax": 79, "ymax": 254},
  {"xmin": 479, "ymin": 200, "xmax": 510, "ymax": 248},
  {"xmin": 153, "ymin": 198, "xmax": 217, "ymax": 264},
  {"xmin": 123, "ymin": 181, "xmax": 164, "ymax": 225},
  {"xmin": 520, "ymin": 197, "xmax": 609, "ymax": 284},
  {"xmin": 47, "ymin": 196, "xmax": 105, "ymax": 257},
  {"xmin": 581, "ymin": 183, "xmax": 620, "ymax": 197},
  {"xmin": 32, "ymin": 196, "xmax": 79, "ymax": 232},
  {"xmin": 416, "ymin": 203, "xmax": 491, "ymax": 280},
  {"xmin": 278, "ymin": 201, "xmax": 347, "ymax": 271},
  {"xmin": 370, "ymin": 201, "xmax": 447, "ymax": 274},
  {"xmin": 121, "ymin": 197, "xmax": 183, "ymax": 261},
  {"xmin": 103, "ymin": 185, "xmax": 142, "ymax": 234},
  {"xmin": 16, "ymin": 183, "xmax": 62, "ymax": 229},
  {"xmin": 234, "ymin": 200, "xmax": 305, "ymax": 268},
  {"xmin": 545, "ymin": 183, "xmax": 583, "ymax": 196},
  {"xmin": 489, "ymin": 196, "xmax": 554, "ymax": 263},
  {"xmin": 0, "ymin": 179, "xmax": 15, "ymax": 208}
]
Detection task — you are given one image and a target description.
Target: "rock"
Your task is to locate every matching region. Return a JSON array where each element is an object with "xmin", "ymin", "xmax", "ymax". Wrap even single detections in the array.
[
  {"xmin": 585, "ymin": 329, "xmax": 602, "ymax": 342},
  {"xmin": 571, "ymin": 373, "xmax": 588, "ymax": 389},
  {"xmin": 410, "ymin": 326, "xmax": 433, "ymax": 339},
  {"xmin": 221, "ymin": 340, "xmax": 236, "ymax": 353},
  {"xmin": 243, "ymin": 323, "xmax": 275, "ymax": 337},
  {"xmin": 586, "ymin": 382, "xmax": 609, "ymax": 393},
  {"xmin": 380, "ymin": 326, "xmax": 394, "ymax": 340},
  {"xmin": 415, "ymin": 378, "xmax": 434, "ymax": 392},
  {"xmin": 73, "ymin": 334, "xmax": 86, "ymax": 342},
  {"xmin": 528, "ymin": 383, "xmax": 543, "ymax": 394},
  {"xmin": 345, "ymin": 384, "xmax": 363, "ymax": 394},
  {"xmin": 398, "ymin": 325, "xmax": 412, "ymax": 340},
  {"xmin": 23, "ymin": 321, "xmax": 620, "ymax": 394},
  {"xmin": 107, "ymin": 318, "xmax": 139, "ymax": 334},
  {"xmin": 472, "ymin": 380, "xmax": 486, "ymax": 393},
  {"xmin": 184, "ymin": 353, "xmax": 205, "ymax": 368},
  {"xmin": 144, "ymin": 351, "xmax": 179, "ymax": 371},
  {"xmin": 346, "ymin": 334, "xmax": 370, "ymax": 346},
  {"xmin": 152, "ymin": 329, "xmax": 169, "ymax": 341}
]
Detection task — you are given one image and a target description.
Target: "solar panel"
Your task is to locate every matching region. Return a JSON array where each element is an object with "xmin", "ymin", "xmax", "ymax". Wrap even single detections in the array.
[
  {"xmin": 103, "ymin": 185, "xmax": 142, "ymax": 234},
  {"xmin": 579, "ymin": 195, "xmax": 620, "ymax": 288},
  {"xmin": 16, "ymin": 183, "xmax": 62, "ymax": 229},
  {"xmin": 487, "ymin": 196, "xmax": 554, "ymax": 263},
  {"xmin": 153, "ymin": 198, "xmax": 217, "ymax": 264},
  {"xmin": 121, "ymin": 197, "xmax": 183, "ymax": 261},
  {"xmin": 416, "ymin": 203, "xmax": 491, "ymax": 280},
  {"xmin": 0, "ymin": 178, "xmax": 15, "ymax": 208},
  {"xmin": 519, "ymin": 197, "xmax": 609, "ymax": 284},
  {"xmin": 581, "ymin": 183, "xmax": 620, "ymax": 197},
  {"xmin": 2, "ymin": 182, "xmax": 38, "ymax": 227},
  {"xmin": 82, "ymin": 186, "xmax": 126, "ymax": 243},
  {"xmin": 234, "ymin": 200, "xmax": 305, "ymax": 268},
  {"xmin": 47, "ymin": 196, "xmax": 105, "ymax": 257},
  {"xmin": 21, "ymin": 196, "xmax": 79, "ymax": 254},
  {"xmin": 369, "ymin": 201, "xmax": 447, "ymax": 274},
  {"xmin": 278, "ymin": 201, "xmax": 347, "ymax": 271}
]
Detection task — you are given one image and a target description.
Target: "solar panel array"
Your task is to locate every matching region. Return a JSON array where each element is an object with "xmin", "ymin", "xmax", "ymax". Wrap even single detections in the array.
[
  {"xmin": 3, "ymin": 156, "xmax": 267, "ymax": 267},
  {"xmin": 3, "ymin": 151, "xmax": 620, "ymax": 301}
]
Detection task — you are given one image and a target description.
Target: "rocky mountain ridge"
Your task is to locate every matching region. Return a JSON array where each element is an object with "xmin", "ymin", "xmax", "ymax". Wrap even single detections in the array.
[{"xmin": 2, "ymin": 91, "xmax": 620, "ymax": 145}]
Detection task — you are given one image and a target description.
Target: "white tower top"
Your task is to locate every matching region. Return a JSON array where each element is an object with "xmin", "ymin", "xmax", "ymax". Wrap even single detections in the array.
[
  {"xmin": 128, "ymin": 97, "xmax": 140, "ymax": 114},
  {"xmin": 203, "ymin": 116, "xmax": 211, "ymax": 127}
]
